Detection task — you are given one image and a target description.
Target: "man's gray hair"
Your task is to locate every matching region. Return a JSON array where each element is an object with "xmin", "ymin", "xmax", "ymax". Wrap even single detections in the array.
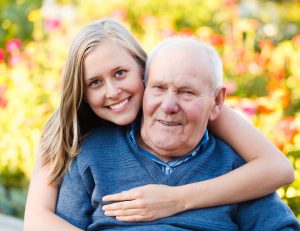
[{"xmin": 144, "ymin": 36, "xmax": 223, "ymax": 93}]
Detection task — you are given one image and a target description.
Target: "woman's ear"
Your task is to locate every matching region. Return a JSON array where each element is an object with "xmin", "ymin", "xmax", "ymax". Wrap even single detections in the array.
[
  {"xmin": 82, "ymin": 93, "xmax": 87, "ymax": 103},
  {"xmin": 209, "ymin": 87, "xmax": 226, "ymax": 121}
]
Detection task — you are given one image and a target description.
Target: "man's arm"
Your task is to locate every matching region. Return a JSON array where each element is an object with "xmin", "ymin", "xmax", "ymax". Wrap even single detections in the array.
[
  {"xmin": 234, "ymin": 192, "xmax": 300, "ymax": 230},
  {"xmin": 56, "ymin": 158, "xmax": 92, "ymax": 230}
]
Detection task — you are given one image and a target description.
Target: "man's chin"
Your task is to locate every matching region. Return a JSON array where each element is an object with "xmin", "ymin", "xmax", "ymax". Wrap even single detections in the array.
[{"xmin": 150, "ymin": 141, "xmax": 186, "ymax": 156}]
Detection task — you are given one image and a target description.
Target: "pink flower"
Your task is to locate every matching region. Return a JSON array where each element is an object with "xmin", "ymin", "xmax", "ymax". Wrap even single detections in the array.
[
  {"xmin": 224, "ymin": 80, "xmax": 237, "ymax": 95},
  {"xmin": 140, "ymin": 15, "xmax": 157, "ymax": 26},
  {"xmin": 274, "ymin": 117, "xmax": 297, "ymax": 149},
  {"xmin": 6, "ymin": 39, "xmax": 22, "ymax": 52},
  {"xmin": 110, "ymin": 8, "xmax": 127, "ymax": 21},
  {"xmin": 44, "ymin": 18, "xmax": 61, "ymax": 32},
  {"xmin": 0, "ymin": 86, "xmax": 7, "ymax": 108},
  {"xmin": 0, "ymin": 48, "xmax": 5, "ymax": 62},
  {"xmin": 239, "ymin": 99, "xmax": 257, "ymax": 117},
  {"xmin": 8, "ymin": 55, "xmax": 22, "ymax": 66},
  {"xmin": 159, "ymin": 28, "xmax": 175, "ymax": 38}
]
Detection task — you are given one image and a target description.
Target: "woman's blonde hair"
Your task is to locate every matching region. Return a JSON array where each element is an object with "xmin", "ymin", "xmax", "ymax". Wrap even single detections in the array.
[{"xmin": 40, "ymin": 18, "xmax": 147, "ymax": 185}]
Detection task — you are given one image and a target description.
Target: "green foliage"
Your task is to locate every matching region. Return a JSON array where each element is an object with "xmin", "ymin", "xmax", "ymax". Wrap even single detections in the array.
[
  {"xmin": 0, "ymin": 0, "xmax": 43, "ymax": 47},
  {"xmin": 0, "ymin": 185, "xmax": 28, "ymax": 218}
]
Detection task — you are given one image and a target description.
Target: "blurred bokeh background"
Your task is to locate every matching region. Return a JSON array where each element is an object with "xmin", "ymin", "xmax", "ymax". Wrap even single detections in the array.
[{"xmin": 0, "ymin": 0, "xmax": 299, "ymax": 221}]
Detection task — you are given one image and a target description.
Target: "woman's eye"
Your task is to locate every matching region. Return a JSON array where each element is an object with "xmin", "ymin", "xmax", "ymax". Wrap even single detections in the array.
[
  {"xmin": 115, "ymin": 70, "xmax": 126, "ymax": 78},
  {"xmin": 89, "ymin": 79, "xmax": 102, "ymax": 88}
]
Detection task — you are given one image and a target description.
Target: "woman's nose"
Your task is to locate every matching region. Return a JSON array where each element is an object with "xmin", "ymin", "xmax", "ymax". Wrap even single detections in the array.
[{"xmin": 106, "ymin": 83, "xmax": 121, "ymax": 99}]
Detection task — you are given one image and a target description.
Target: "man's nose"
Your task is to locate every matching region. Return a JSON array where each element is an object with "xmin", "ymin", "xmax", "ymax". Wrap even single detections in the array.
[
  {"xmin": 106, "ymin": 82, "xmax": 121, "ymax": 99},
  {"xmin": 161, "ymin": 93, "xmax": 180, "ymax": 114}
]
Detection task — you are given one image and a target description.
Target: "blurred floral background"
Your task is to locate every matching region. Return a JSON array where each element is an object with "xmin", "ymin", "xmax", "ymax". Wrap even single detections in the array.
[{"xmin": 0, "ymin": 0, "xmax": 299, "ymax": 220}]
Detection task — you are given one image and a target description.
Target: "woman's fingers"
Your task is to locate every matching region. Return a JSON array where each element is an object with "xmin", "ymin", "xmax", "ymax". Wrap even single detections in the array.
[
  {"xmin": 102, "ymin": 198, "xmax": 144, "ymax": 211},
  {"xmin": 104, "ymin": 208, "xmax": 142, "ymax": 217},
  {"xmin": 103, "ymin": 191, "xmax": 134, "ymax": 202},
  {"xmin": 116, "ymin": 215, "xmax": 150, "ymax": 222},
  {"xmin": 103, "ymin": 186, "xmax": 143, "ymax": 202}
]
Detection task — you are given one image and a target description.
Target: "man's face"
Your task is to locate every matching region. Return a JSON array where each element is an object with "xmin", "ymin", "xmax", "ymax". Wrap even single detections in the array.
[{"xmin": 140, "ymin": 44, "xmax": 217, "ymax": 161}]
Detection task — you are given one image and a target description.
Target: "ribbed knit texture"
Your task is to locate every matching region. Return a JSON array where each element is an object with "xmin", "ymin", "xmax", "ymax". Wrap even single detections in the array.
[{"xmin": 56, "ymin": 123, "xmax": 300, "ymax": 231}]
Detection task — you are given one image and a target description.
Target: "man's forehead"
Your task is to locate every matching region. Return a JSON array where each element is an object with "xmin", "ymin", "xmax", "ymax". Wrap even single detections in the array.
[
  {"xmin": 149, "ymin": 50, "xmax": 211, "ymax": 80},
  {"xmin": 156, "ymin": 41, "xmax": 202, "ymax": 57},
  {"xmin": 151, "ymin": 43, "xmax": 208, "ymax": 71}
]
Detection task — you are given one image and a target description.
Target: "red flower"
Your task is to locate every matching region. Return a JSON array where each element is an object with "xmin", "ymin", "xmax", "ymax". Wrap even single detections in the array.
[
  {"xmin": 269, "ymin": 69, "xmax": 286, "ymax": 80},
  {"xmin": 210, "ymin": 34, "xmax": 224, "ymax": 47},
  {"xmin": 0, "ymin": 48, "xmax": 5, "ymax": 62},
  {"xmin": 291, "ymin": 34, "xmax": 300, "ymax": 46},
  {"xmin": 224, "ymin": 0, "xmax": 237, "ymax": 7},
  {"xmin": 259, "ymin": 39, "xmax": 274, "ymax": 50},
  {"xmin": 178, "ymin": 28, "xmax": 194, "ymax": 36},
  {"xmin": 6, "ymin": 39, "xmax": 22, "ymax": 52}
]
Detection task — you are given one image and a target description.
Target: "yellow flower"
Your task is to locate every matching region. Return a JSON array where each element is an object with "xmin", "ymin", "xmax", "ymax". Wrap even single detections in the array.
[{"xmin": 28, "ymin": 9, "xmax": 41, "ymax": 22}]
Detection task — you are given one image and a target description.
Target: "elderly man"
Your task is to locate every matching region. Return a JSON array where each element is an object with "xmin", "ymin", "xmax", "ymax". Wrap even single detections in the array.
[{"xmin": 56, "ymin": 38, "xmax": 299, "ymax": 230}]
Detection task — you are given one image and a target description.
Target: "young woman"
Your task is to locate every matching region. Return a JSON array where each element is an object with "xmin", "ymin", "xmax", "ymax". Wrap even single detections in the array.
[{"xmin": 24, "ymin": 18, "xmax": 294, "ymax": 231}]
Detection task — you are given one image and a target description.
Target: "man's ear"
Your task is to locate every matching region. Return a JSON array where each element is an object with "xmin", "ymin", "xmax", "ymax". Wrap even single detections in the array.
[{"xmin": 209, "ymin": 87, "xmax": 226, "ymax": 121}]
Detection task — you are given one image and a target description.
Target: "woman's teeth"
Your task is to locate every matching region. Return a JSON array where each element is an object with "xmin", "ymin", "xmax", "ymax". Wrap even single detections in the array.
[{"xmin": 110, "ymin": 98, "xmax": 129, "ymax": 110}]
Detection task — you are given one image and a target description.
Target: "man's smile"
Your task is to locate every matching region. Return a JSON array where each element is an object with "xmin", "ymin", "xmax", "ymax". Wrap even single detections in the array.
[{"xmin": 157, "ymin": 120, "xmax": 182, "ymax": 126}]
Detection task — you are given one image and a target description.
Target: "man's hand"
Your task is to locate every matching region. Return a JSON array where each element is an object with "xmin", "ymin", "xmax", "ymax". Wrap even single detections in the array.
[{"xmin": 102, "ymin": 184, "xmax": 185, "ymax": 222}]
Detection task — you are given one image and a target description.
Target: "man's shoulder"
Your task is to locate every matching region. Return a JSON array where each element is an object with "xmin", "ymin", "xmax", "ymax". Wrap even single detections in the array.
[
  {"xmin": 207, "ymin": 133, "xmax": 245, "ymax": 167},
  {"xmin": 208, "ymin": 133, "xmax": 237, "ymax": 154},
  {"xmin": 235, "ymin": 192, "xmax": 300, "ymax": 230}
]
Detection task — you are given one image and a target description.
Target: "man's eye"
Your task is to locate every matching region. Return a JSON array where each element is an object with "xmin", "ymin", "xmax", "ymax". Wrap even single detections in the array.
[
  {"xmin": 153, "ymin": 85, "xmax": 164, "ymax": 90},
  {"xmin": 180, "ymin": 90, "xmax": 193, "ymax": 94},
  {"xmin": 115, "ymin": 70, "xmax": 126, "ymax": 78}
]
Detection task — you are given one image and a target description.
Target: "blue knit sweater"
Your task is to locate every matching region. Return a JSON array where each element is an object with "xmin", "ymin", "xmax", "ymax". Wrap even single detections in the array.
[{"xmin": 56, "ymin": 124, "xmax": 300, "ymax": 231}]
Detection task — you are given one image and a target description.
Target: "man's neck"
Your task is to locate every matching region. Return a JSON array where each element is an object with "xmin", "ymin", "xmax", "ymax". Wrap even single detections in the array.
[
  {"xmin": 137, "ymin": 131, "xmax": 200, "ymax": 162},
  {"xmin": 136, "ymin": 132, "xmax": 174, "ymax": 162}
]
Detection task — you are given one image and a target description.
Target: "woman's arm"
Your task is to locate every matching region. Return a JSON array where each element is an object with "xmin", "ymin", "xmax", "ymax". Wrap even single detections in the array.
[
  {"xmin": 102, "ymin": 104, "xmax": 294, "ymax": 222},
  {"xmin": 24, "ymin": 151, "xmax": 83, "ymax": 231}
]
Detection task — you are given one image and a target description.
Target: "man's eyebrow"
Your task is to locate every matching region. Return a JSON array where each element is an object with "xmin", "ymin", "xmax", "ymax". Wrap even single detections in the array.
[
  {"xmin": 149, "ymin": 80, "xmax": 165, "ymax": 85},
  {"xmin": 178, "ymin": 82, "xmax": 195, "ymax": 87}
]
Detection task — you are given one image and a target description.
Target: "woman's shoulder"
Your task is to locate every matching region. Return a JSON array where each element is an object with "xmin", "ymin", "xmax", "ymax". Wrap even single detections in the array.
[
  {"xmin": 89, "ymin": 122, "xmax": 129, "ymax": 140},
  {"xmin": 78, "ymin": 122, "xmax": 130, "ymax": 156}
]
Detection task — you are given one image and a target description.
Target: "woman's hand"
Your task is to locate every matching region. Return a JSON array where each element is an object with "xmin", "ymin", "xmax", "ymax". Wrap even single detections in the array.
[{"xmin": 102, "ymin": 184, "xmax": 185, "ymax": 222}]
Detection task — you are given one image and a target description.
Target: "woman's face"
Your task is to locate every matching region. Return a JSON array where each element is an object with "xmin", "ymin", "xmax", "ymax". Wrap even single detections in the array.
[{"xmin": 83, "ymin": 40, "xmax": 144, "ymax": 125}]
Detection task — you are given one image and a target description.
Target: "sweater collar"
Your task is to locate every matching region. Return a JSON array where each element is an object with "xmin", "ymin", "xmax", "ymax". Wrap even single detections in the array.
[{"xmin": 129, "ymin": 119, "xmax": 209, "ymax": 174}]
